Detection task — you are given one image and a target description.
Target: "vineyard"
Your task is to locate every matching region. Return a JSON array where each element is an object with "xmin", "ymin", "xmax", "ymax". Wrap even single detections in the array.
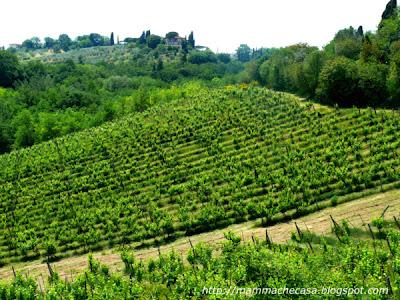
[
  {"xmin": 0, "ymin": 217, "xmax": 399, "ymax": 299},
  {"xmin": 1, "ymin": 85, "xmax": 400, "ymax": 266}
]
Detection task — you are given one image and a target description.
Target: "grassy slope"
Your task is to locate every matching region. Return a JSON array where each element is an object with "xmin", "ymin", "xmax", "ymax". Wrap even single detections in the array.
[{"xmin": 1, "ymin": 86, "xmax": 400, "ymax": 266}]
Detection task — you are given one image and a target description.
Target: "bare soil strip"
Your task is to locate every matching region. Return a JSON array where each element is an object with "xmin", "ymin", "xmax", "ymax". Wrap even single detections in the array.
[{"xmin": 1, "ymin": 189, "xmax": 399, "ymax": 282}]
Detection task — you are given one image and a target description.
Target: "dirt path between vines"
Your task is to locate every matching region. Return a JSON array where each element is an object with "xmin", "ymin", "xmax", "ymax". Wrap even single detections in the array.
[{"xmin": 1, "ymin": 189, "xmax": 400, "ymax": 283}]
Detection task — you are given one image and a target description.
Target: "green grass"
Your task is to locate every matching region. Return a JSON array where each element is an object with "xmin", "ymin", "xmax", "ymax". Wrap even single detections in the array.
[{"xmin": 1, "ymin": 85, "xmax": 400, "ymax": 265}]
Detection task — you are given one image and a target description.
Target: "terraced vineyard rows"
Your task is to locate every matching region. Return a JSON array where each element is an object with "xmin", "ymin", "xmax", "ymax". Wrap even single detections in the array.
[{"xmin": 1, "ymin": 86, "xmax": 400, "ymax": 265}]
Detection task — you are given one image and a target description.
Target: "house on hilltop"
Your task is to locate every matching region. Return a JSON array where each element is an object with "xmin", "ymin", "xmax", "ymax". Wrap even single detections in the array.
[
  {"xmin": 165, "ymin": 31, "xmax": 186, "ymax": 48},
  {"xmin": 8, "ymin": 44, "xmax": 22, "ymax": 49}
]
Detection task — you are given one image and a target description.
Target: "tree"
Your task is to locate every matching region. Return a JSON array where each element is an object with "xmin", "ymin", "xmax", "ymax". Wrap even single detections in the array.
[
  {"xmin": 89, "ymin": 33, "xmax": 105, "ymax": 46},
  {"xmin": 236, "ymin": 44, "xmax": 251, "ymax": 62},
  {"xmin": 382, "ymin": 0, "xmax": 397, "ymax": 20},
  {"xmin": 316, "ymin": 57, "xmax": 359, "ymax": 106},
  {"xmin": 357, "ymin": 26, "xmax": 364, "ymax": 37},
  {"xmin": 12, "ymin": 110, "xmax": 36, "ymax": 148},
  {"xmin": 44, "ymin": 37, "xmax": 56, "ymax": 49},
  {"xmin": 58, "ymin": 34, "xmax": 72, "ymax": 51},
  {"xmin": 361, "ymin": 35, "xmax": 385, "ymax": 63},
  {"xmin": 0, "ymin": 50, "xmax": 21, "ymax": 88},
  {"xmin": 188, "ymin": 50, "xmax": 217, "ymax": 64},
  {"xmin": 188, "ymin": 31, "xmax": 195, "ymax": 48},
  {"xmin": 335, "ymin": 38, "xmax": 362, "ymax": 60},
  {"xmin": 139, "ymin": 31, "xmax": 146, "ymax": 44},
  {"xmin": 302, "ymin": 50, "xmax": 326, "ymax": 97},
  {"xmin": 110, "ymin": 32, "xmax": 115, "ymax": 46},
  {"xmin": 124, "ymin": 37, "xmax": 137, "ymax": 44},
  {"xmin": 147, "ymin": 35, "xmax": 162, "ymax": 49},
  {"xmin": 357, "ymin": 62, "xmax": 388, "ymax": 107},
  {"xmin": 156, "ymin": 59, "xmax": 164, "ymax": 71},
  {"xmin": 387, "ymin": 52, "xmax": 400, "ymax": 102},
  {"xmin": 22, "ymin": 37, "xmax": 42, "ymax": 50},
  {"xmin": 217, "ymin": 53, "xmax": 231, "ymax": 64},
  {"xmin": 166, "ymin": 32, "xmax": 179, "ymax": 39}
]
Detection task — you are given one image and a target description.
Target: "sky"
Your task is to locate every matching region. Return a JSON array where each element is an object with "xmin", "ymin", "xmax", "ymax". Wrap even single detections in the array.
[{"xmin": 0, "ymin": 0, "xmax": 390, "ymax": 53}]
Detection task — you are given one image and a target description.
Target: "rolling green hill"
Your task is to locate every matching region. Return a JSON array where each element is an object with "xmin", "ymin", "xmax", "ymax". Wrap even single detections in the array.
[{"xmin": 1, "ymin": 85, "xmax": 400, "ymax": 265}]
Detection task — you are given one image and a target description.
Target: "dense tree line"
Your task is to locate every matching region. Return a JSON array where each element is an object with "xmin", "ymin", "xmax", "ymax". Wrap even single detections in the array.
[
  {"xmin": 17, "ymin": 30, "xmax": 197, "ymax": 52},
  {"xmin": 0, "ymin": 43, "xmax": 239, "ymax": 153},
  {"xmin": 242, "ymin": 0, "xmax": 400, "ymax": 108}
]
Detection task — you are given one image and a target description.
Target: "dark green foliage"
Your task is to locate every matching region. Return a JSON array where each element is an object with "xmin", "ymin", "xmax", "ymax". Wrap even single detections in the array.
[
  {"xmin": 236, "ymin": 44, "xmax": 251, "ymax": 62},
  {"xmin": 382, "ymin": 0, "xmax": 398, "ymax": 20},
  {"xmin": 89, "ymin": 33, "xmax": 105, "ymax": 46},
  {"xmin": 243, "ymin": 1, "xmax": 400, "ymax": 108},
  {"xmin": 166, "ymin": 31, "xmax": 179, "ymax": 39},
  {"xmin": 44, "ymin": 37, "xmax": 56, "ymax": 49},
  {"xmin": 217, "ymin": 53, "xmax": 231, "ymax": 64},
  {"xmin": 22, "ymin": 37, "xmax": 42, "ymax": 50},
  {"xmin": 316, "ymin": 57, "xmax": 359, "ymax": 106},
  {"xmin": 188, "ymin": 50, "xmax": 217, "ymax": 64},
  {"xmin": 317, "ymin": 57, "xmax": 389, "ymax": 107},
  {"xmin": 357, "ymin": 25, "xmax": 364, "ymax": 37},
  {"xmin": 0, "ymin": 50, "xmax": 21, "ymax": 88},
  {"xmin": 147, "ymin": 35, "xmax": 162, "ymax": 49},
  {"xmin": 58, "ymin": 34, "xmax": 72, "ymax": 51},
  {"xmin": 357, "ymin": 62, "xmax": 389, "ymax": 106},
  {"xmin": 139, "ymin": 31, "xmax": 146, "ymax": 44},
  {"xmin": 12, "ymin": 110, "xmax": 36, "ymax": 148},
  {"xmin": 188, "ymin": 31, "xmax": 195, "ymax": 48},
  {"xmin": 110, "ymin": 32, "xmax": 115, "ymax": 46}
]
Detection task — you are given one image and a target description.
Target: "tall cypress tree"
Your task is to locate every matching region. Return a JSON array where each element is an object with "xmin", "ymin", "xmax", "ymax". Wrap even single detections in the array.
[
  {"xmin": 382, "ymin": 0, "xmax": 397, "ymax": 20},
  {"xmin": 139, "ymin": 31, "xmax": 146, "ymax": 44},
  {"xmin": 357, "ymin": 26, "xmax": 364, "ymax": 37},
  {"xmin": 188, "ymin": 31, "xmax": 195, "ymax": 48},
  {"xmin": 110, "ymin": 32, "xmax": 115, "ymax": 46}
]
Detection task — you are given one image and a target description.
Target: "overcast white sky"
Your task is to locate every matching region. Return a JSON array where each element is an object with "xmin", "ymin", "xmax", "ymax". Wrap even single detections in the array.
[{"xmin": 0, "ymin": 0, "xmax": 390, "ymax": 52}]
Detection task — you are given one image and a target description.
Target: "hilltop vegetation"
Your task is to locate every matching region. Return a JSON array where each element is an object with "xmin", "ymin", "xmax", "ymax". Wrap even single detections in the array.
[
  {"xmin": 0, "ymin": 85, "xmax": 400, "ymax": 265},
  {"xmin": 0, "ymin": 42, "xmax": 242, "ymax": 154},
  {"xmin": 1, "ymin": 1, "xmax": 399, "ymax": 155},
  {"xmin": 242, "ymin": 0, "xmax": 400, "ymax": 108}
]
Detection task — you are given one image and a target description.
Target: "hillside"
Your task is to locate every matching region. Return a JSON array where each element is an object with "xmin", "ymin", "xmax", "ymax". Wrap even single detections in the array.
[
  {"xmin": 1, "ymin": 85, "xmax": 400, "ymax": 266},
  {"xmin": 15, "ymin": 44, "xmax": 186, "ymax": 65}
]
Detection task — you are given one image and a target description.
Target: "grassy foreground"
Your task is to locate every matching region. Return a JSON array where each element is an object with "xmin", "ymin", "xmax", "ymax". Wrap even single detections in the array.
[{"xmin": 0, "ymin": 216, "xmax": 399, "ymax": 299}]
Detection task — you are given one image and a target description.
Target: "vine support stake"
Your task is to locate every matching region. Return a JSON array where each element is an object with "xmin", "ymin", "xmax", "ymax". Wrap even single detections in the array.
[
  {"xmin": 46, "ymin": 261, "xmax": 54, "ymax": 278},
  {"xmin": 385, "ymin": 236, "xmax": 394, "ymax": 257},
  {"xmin": 367, "ymin": 224, "xmax": 375, "ymax": 240},
  {"xmin": 393, "ymin": 216, "xmax": 400, "ymax": 230},
  {"xmin": 380, "ymin": 205, "xmax": 390, "ymax": 219},
  {"xmin": 188, "ymin": 239, "xmax": 196, "ymax": 258},
  {"xmin": 386, "ymin": 276, "xmax": 393, "ymax": 295},
  {"xmin": 265, "ymin": 229, "xmax": 272, "ymax": 246},
  {"xmin": 295, "ymin": 222, "xmax": 303, "ymax": 240},
  {"xmin": 330, "ymin": 215, "xmax": 342, "ymax": 243},
  {"xmin": 12, "ymin": 266, "xmax": 16, "ymax": 279}
]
